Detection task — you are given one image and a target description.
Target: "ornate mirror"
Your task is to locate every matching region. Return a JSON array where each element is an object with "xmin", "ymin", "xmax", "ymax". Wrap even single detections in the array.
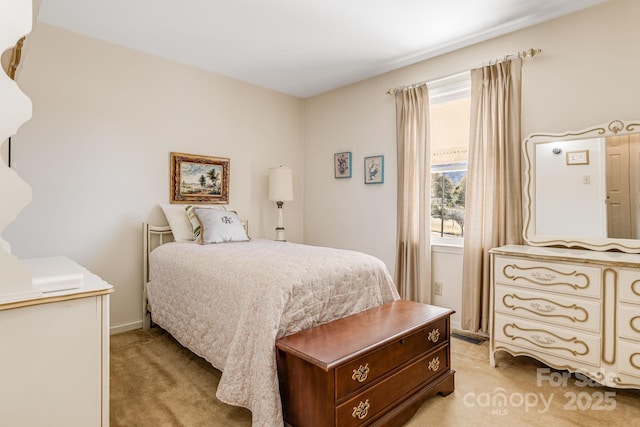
[{"xmin": 523, "ymin": 119, "xmax": 640, "ymax": 253}]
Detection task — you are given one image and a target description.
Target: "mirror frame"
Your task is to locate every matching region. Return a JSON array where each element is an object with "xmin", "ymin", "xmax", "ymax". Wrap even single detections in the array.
[{"xmin": 523, "ymin": 119, "xmax": 640, "ymax": 253}]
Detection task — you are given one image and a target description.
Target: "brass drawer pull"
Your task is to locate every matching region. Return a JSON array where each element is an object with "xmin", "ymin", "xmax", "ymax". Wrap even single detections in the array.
[
  {"xmin": 352, "ymin": 399, "xmax": 370, "ymax": 420},
  {"xmin": 352, "ymin": 363, "xmax": 369, "ymax": 382},
  {"xmin": 428, "ymin": 356, "xmax": 440, "ymax": 372},
  {"xmin": 428, "ymin": 328, "xmax": 440, "ymax": 343}
]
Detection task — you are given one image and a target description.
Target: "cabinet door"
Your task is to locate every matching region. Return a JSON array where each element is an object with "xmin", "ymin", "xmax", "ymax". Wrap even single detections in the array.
[{"xmin": 0, "ymin": 297, "xmax": 104, "ymax": 426}]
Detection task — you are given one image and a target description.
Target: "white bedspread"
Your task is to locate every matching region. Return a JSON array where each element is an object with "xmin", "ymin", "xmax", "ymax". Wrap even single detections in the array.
[{"xmin": 147, "ymin": 239, "xmax": 399, "ymax": 426}]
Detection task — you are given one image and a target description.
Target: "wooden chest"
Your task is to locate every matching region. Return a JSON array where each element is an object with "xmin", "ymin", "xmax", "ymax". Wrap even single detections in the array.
[{"xmin": 275, "ymin": 300, "xmax": 455, "ymax": 426}]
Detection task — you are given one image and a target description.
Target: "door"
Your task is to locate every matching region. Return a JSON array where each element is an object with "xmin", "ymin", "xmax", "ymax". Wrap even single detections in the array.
[{"xmin": 606, "ymin": 135, "xmax": 632, "ymax": 238}]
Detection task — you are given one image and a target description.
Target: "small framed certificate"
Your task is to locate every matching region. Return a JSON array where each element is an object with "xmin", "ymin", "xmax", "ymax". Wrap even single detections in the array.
[{"xmin": 566, "ymin": 150, "xmax": 589, "ymax": 165}]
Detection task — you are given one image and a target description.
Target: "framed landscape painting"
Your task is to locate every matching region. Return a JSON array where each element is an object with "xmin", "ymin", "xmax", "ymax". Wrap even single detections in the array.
[{"xmin": 170, "ymin": 152, "xmax": 229, "ymax": 204}]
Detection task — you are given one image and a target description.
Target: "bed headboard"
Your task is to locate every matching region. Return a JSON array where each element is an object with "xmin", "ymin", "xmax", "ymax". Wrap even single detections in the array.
[
  {"xmin": 142, "ymin": 223, "xmax": 174, "ymax": 287},
  {"xmin": 142, "ymin": 220, "xmax": 248, "ymax": 329},
  {"xmin": 142, "ymin": 223, "xmax": 173, "ymax": 329}
]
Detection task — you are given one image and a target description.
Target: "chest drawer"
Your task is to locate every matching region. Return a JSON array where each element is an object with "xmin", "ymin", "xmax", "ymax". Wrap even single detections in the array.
[
  {"xmin": 335, "ymin": 346, "xmax": 449, "ymax": 427},
  {"xmin": 618, "ymin": 304, "xmax": 640, "ymax": 343},
  {"xmin": 335, "ymin": 317, "xmax": 447, "ymax": 400},
  {"xmin": 493, "ymin": 314, "xmax": 600, "ymax": 366},
  {"xmin": 494, "ymin": 285, "xmax": 600, "ymax": 333},
  {"xmin": 494, "ymin": 256, "xmax": 601, "ymax": 299},
  {"xmin": 619, "ymin": 269, "xmax": 640, "ymax": 305},
  {"xmin": 618, "ymin": 340, "xmax": 640, "ymax": 379}
]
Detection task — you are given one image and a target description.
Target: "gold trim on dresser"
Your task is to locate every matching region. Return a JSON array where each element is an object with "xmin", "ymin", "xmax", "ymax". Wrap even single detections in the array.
[
  {"xmin": 631, "ymin": 279, "xmax": 640, "ymax": 297},
  {"xmin": 613, "ymin": 377, "xmax": 638, "ymax": 387},
  {"xmin": 502, "ymin": 293, "xmax": 589, "ymax": 322},
  {"xmin": 503, "ymin": 264, "xmax": 589, "ymax": 290},
  {"xmin": 493, "ymin": 345, "xmax": 603, "ymax": 378},
  {"xmin": 602, "ymin": 269, "xmax": 617, "ymax": 365},
  {"xmin": 0, "ymin": 288, "xmax": 114, "ymax": 311},
  {"xmin": 630, "ymin": 353, "xmax": 640, "ymax": 371},
  {"xmin": 503, "ymin": 323, "xmax": 589, "ymax": 356}
]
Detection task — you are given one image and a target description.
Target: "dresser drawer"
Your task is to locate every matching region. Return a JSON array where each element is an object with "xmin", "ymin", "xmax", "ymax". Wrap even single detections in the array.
[
  {"xmin": 335, "ymin": 317, "xmax": 447, "ymax": 400},
  {"xmin": 335, "ymin": 346, "xmax": 448, "ymax": 427},
  {"xmin": 494, "ymin": 256, "xmax": 601, "ymax": 299},
  {"xmin": 494, "ymin": 285, "xmax": 600, "ymax": 333},
  {"xmin": 618, "ymin": 340, "xmax": 640, "ymax": 379},
  {"xmin": 618, "ymin": 269, "xmax": 640, "ymax": 305},
  {"xmin": 493, "ymin": 314, "xmax": 600, "ymax": 366},
  {"xmin": 618, "ymin": 304, "xmax": 640, "ymax": 343}
]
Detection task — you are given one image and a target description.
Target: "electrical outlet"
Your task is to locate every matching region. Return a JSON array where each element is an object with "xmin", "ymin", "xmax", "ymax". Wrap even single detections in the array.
[{"xmin": 434, "ymin": 281, "xmax": 443, "ymax": 296}]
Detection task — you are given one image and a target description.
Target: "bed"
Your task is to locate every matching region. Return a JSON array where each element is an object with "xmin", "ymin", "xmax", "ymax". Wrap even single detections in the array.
[{"xmin": 142, "ymin": 205, "xmax": 400, "ymax": 426}]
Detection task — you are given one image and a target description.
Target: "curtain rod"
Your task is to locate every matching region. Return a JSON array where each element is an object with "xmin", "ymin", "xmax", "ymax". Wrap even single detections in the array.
[{"xmin": 386, "ymin": 48, "xmax": 541, "ymax": 95}]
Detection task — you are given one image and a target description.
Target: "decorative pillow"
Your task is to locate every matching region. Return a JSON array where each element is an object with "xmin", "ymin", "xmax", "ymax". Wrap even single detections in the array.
[
  {"xmin": 195, "ymin": 208, "xmax": 250, "ymax": 244},
  {"xmin": 159, "ymin": 204, "xmax": 195, "ymax": 242},
  {"xmin": 185, "ymin": 205, "xmax": 226, "ymax": 242}
]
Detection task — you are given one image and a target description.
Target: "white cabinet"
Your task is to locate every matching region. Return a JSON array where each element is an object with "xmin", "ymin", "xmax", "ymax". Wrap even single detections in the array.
[
  {"xmin": 0, "ymin": 258, "xmax": 113, "ymax": 426},
  {"xmin": 490, "ymin": 245, "xmax": 640, "ymax": 388}
]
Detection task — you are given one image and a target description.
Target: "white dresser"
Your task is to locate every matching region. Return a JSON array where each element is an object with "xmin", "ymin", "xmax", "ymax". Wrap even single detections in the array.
[
  {"xmin": 0, "ymin": 258, "xmax": 113, "ymax": 426},
  {"xmin": 490, "ymin": 245, "xmax": 640, "ymax": 388}
]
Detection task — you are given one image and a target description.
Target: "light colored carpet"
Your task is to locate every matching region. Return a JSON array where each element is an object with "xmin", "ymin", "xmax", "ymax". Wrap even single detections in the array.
[{"xmin": 111, "ymin": 328, "xmax": 640, "ymax": 426}]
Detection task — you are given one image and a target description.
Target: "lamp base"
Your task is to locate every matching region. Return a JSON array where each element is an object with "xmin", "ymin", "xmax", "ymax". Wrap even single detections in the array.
[{"xmin": 275, "ymin": 201, "xmax": 287, "ymax": 241}]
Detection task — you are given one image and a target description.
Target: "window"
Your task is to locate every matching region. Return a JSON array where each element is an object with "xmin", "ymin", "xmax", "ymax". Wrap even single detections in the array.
[
  {"xmin": 428, "ymin": 74, "xmax": 470, "ymax": 245},
  {"xmin": 431, "ymin": 162, "xmax": 466, "ymax": 239}
]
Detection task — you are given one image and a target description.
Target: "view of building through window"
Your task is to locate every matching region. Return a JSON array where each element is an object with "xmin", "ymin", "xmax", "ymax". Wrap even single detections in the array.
[{"xmin": 429, "ymin": 90, "xmax": 470, "ymax": 243}]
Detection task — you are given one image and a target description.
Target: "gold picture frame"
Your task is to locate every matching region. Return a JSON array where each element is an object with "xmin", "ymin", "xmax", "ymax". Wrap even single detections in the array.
[
  {"xmin": 170, "ymin": 152, "xmax": 229, "ymax": 204},
  {"xmin": 566, "ymin": 149, "xmax": 589, "ymax": 165}
]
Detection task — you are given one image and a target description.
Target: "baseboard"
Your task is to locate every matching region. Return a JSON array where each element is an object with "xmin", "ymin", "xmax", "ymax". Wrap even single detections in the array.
[
  {"xmin": 450, "ymin": 319, "xmax": 461, "ymax": 331},
  {"xmin": 451, "ymin": 327, "xmax": 489, "ymax": 340},
  {"xmin": 110, "ymin": 320, "xmax": 142, "ymax": 335}
]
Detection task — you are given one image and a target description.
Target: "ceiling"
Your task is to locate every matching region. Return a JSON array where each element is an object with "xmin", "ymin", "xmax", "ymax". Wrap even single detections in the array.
[{"xmin": 36, "ymin": 0, "xmax": 606, "ymax": 98}]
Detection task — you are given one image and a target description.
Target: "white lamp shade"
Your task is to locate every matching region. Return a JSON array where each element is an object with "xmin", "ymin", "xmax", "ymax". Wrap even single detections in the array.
[{"xmin": 268, "ymin": 166, "xmax": 293, "ymax": 202}]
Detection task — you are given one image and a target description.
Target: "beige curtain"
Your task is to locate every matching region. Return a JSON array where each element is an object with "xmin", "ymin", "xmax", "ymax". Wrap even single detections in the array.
[
  {"xmin": 395, "ymin": 85, "xmax": 431, "ymax": 303},
  {"xmin": 462, "ymin": 58, "xmax": 523, "ymax": 333}
]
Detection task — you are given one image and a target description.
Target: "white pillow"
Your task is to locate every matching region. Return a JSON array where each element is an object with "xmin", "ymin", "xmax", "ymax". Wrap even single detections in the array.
[
  {"xmin": 160, "ymin": 204, "xmax": 227, "ymax": 242},
  {"xmin": 185, "ymin": 205, "xmax": 226, "ymax": 242},
  {"xmin": 159, "ymin": 204, "xmax": 194, "ymax": 242},
  {"xmin": 195, "ymin": 208, "xmax": 249, "ymax": 244}
]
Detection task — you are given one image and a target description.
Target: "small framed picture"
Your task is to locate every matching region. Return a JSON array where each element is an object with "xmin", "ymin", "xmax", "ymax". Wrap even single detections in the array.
[
  {"xmin": 364, "ymin": 155, "xmax": 384, "ymax": 184},
  {"xmin": 566, "ymin": 150, "xmax": 589, "ymax": 165},
  {"xmin": 334, "ymin": 152, "xmax": 352, "ymax": 178}
]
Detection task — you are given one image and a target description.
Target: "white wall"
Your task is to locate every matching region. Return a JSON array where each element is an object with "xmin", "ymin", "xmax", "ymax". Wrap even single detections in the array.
[
  {"xmin": 4, "ymin": 23, "xmax": 304, "ymax": 331},
  {"xmin": 535, "ymin": 138, "xmax": 606, "ymax": 238},
  {"xmin": 303, "ymin": 0, "xmax": 640, "ymax": 329}
]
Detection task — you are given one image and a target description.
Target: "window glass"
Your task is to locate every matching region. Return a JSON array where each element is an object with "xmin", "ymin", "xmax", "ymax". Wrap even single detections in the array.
[
  {"xmin": 431, "ymin": 163, "xmax": 466, "ymax": 239},
  {"xmin": 429, "ymin": 76, "xmax": 470, "ymax": 245}
]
